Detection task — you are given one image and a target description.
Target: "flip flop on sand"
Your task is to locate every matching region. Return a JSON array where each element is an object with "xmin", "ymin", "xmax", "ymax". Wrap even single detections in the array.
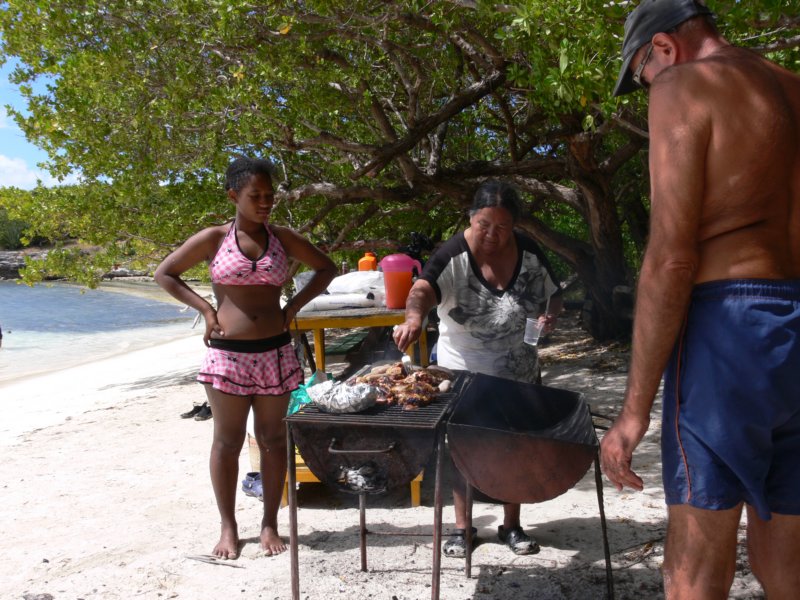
[
  {"xmin": 497, "ymin": 525, "xmax": 540, "ymax": 555},
  {"xmin": 193, "ymin": 404, "xmax": 212, "ymax": 421},
  {"xmin": 442, "ymin": 527, "xmax": 477, "ymax": 558},
  {"xmin": 180, "ymin": 404, "xmax": 204, "ymax": 419}
]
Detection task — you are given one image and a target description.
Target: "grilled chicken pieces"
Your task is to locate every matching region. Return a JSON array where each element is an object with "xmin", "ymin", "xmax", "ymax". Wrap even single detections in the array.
[{"xmin": 353, "ymin": 362, "xmax": 454, "ymax": 410}]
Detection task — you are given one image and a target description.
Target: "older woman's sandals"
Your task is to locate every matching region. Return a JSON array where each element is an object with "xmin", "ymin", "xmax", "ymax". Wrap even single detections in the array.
[
  {"xmin": 497, "ymin": 525, "xmax": 540, "ymax": 555},
  {"xmin": 442, "ymin": 527, "xmax": 477, "ymax": 558}
]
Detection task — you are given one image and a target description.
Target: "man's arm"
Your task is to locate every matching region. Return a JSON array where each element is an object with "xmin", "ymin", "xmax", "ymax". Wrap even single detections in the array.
[{"xmin": 601, "ymin": 68, "xmax": 711, "ymax": 490}]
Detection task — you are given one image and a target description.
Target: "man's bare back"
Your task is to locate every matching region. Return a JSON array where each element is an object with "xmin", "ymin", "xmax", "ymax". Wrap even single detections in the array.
[{"xmin": 670, "ymin": 46, "xmax": 800, "ymax": 282}]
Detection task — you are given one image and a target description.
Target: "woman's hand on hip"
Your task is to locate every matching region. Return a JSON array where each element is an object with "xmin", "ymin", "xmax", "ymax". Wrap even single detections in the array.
[
  {"xmin": 202, "ymin": 312, "xmax": 223, "ymax": 346},
  {"xmin": 282, "ymin": 302, "xmax": 299, "ymax": 331}
]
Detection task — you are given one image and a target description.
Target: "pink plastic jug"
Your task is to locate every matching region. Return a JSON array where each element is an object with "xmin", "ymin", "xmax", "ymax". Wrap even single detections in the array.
[{"xmin": 379, "ymin": 254, "xmax": 422, "ymax": 309}]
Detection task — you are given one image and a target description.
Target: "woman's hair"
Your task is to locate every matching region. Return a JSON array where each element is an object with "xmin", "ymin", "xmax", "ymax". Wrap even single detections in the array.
[
  {"xmin": 224, "ymin": 157, "xmax": 276, "ymax": 192},
  {"xmin": 469, "ymin": 180, "xmax": 524, "ymax": 223}
]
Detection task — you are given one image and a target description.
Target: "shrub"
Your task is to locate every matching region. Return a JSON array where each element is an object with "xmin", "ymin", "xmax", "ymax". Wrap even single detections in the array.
[{"xmin": 0, "ymin": 209, "xmax": 27, "ymax": 250}]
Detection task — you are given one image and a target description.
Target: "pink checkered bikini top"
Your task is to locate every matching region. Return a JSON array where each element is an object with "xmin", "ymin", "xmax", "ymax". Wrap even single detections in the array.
[{"xmin": 209, "ymin": 221, "xmax": 289, "ymax": 286}]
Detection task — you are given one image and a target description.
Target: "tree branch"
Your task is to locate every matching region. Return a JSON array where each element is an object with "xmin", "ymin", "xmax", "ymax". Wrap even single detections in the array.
[
  {"xmin": 277, "ymin": 182, "xmax": 413, "ymax": 204},
  {"xmin": 439, "ymin": 156, "xmax": 566, "ymax": 180},
  {"xmin": 350, "ymin": 69, "xmax": 507, "ymax": 179},
  {"xmin": 286, "ymin": 129, "xmax": 378, "ymax": 155},
  {"xmin": 511, "ymin": 176, "xmax": 585, "ymax": 215},
  {"xmin": 753, "ymin": 34, "xmax": 800, "ymax": 54},
  {"xmin": 607, "ymin": 110, "xmax": 649, "ymax": 140},
  {"xmin": 602, "ymin": 138, "xmax": 647, "ymax": 175}
]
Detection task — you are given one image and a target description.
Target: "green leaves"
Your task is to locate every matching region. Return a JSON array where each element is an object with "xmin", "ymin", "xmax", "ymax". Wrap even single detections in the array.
[{"xmin": 0, "ymin": 0, "xmax": 797, "ymax": 308}]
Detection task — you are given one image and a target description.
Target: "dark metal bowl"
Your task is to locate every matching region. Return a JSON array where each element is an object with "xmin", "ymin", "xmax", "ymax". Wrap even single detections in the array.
[{"xmin": 447, "ymin": 373, "xmax": 598, "ymax": 504}]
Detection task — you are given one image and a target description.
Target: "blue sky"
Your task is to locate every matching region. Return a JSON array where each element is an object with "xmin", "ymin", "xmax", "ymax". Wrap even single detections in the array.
[{"xmin": 0, "ymin": 58, "xmax": 80, "ymax": 190}]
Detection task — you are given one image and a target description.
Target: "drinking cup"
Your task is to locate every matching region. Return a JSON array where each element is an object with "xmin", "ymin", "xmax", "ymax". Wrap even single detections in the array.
[{"xmin": 524, "ymin": 318, "xmax": 545, "ymax": 346}]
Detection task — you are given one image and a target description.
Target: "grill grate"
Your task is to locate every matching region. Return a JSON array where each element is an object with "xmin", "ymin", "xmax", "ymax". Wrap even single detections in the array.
[
  {"xmin": 287, "ymin": 394, "xmax": 451, "ymax": 429},
  {"xmin": 287, "ymin": 371, "xmax": 470, "ymax": 430}
]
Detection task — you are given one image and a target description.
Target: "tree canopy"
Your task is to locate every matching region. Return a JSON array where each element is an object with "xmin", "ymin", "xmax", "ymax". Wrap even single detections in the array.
[{"xmin": 1, "ymin": 0, "xmax": 798, "ymax": 338}]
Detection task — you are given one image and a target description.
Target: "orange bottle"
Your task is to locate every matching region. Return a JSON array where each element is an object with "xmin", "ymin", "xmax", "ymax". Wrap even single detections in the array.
[{"xmin": 358, "ymin": 252, "xmax": 378, "ymax": 271}]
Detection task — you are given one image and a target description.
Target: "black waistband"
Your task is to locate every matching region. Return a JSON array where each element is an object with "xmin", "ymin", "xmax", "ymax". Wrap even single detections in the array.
[{"xmin": 208, "ymin": 332, "xmax": 292, "ymax": 353}]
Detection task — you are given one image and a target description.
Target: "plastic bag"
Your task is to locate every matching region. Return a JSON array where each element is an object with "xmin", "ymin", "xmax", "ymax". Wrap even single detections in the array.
[
  {"xmin": 295, "ymin": 271, "xmax": 386, "ymax": 312},
  {"xmin": 327, "ymin": 271, "xmax": 384, "ymax": 295},
  {"xmin": 300, "ymin": 293, "xmax": 377, "ymax": 312},
  {"xmin": 287, "ymin": 370, "xmax": 332, "ymax": 415},
  {"xmin": 292, "ymin": 271, "xmax": 315, "ymax": 293}
]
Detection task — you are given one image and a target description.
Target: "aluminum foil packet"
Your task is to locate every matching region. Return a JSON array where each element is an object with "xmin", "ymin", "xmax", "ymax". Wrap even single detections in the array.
[{"xmin": 307, "ymin": 380, "xmax": 379, "ymax": 414}]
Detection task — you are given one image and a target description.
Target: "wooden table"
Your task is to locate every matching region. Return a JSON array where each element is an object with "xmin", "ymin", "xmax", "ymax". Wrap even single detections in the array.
[{"xmin": 291, "ymin": 306, "xmax": 428, "ymax": 371}]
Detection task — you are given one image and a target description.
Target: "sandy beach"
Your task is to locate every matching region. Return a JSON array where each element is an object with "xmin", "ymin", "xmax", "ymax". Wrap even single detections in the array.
[{"xmin": 0, "ymin": 309, "xmax": 764, "ymax": 600}]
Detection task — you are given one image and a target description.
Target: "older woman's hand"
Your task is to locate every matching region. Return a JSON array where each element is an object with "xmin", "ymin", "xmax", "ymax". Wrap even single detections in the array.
[
  {"xmin": 540, "ymin": 313, "xmax": 558, "ymax": 335},
  {"xmin": 393, "ymin": 321, "xmax": 422, "ymax": 352}
]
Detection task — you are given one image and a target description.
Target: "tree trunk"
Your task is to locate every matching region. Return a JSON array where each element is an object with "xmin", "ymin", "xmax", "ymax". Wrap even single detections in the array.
[{"xmin": 567, "ymin": 131, "xmax": 632, "ymax": 341}]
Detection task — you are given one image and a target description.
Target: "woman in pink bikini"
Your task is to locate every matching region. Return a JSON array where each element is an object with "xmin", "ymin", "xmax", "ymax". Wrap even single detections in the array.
[{"xmin": 155, "ymin": 157, "xmax": 336, "ymax": 559}]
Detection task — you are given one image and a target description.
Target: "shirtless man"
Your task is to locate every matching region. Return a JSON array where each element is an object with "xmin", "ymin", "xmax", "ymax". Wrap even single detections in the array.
[{"xmin": 600, "ymin": 1, "xmax": 800, "ymax": 598}]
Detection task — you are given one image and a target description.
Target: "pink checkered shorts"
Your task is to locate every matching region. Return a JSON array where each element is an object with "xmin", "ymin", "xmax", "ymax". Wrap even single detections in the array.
[{"xmin": 197, "ymin": 333, "xmax": 303, "ymax": 397}]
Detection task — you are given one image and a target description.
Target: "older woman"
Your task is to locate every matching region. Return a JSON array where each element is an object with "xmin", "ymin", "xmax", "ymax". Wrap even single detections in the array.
[{"xmin": 394, "ymin": 180, "xmax": 563, "ymax": 557}]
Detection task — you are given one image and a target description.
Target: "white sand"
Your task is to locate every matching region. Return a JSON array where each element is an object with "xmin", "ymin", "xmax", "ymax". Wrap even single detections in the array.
[
  {"xmin": 0, "ymin": 333, "xmax": 205, "ymax": 446},
  {"xmin": 0, "ymin": 311, "xmax": 764, "ymax": 600}
]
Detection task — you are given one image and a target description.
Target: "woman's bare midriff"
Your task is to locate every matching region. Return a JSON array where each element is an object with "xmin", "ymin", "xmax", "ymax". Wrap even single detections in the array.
[{"xmin": 211, "ymin": 283, "xmax": 286, "ymax": 339}]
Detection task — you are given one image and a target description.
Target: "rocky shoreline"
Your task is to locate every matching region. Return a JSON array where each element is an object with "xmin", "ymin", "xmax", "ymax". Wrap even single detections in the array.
[
  {"xmin": 0, "ymin": 249, "xmax": 148, "ymax": 280},
  {"xmin": 0, "ymin": 249, "xmax": 47, "ymax": 279}
]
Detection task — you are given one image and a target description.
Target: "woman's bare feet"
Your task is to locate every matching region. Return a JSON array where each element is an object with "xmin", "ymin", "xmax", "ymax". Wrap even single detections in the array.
[
  {"xmin": 212, "ymin": 524, "xmax": 240, "ymax": 559},
  {"xmin": 260, "ymin": 524, "xmax": 287, "ymax": 556}
]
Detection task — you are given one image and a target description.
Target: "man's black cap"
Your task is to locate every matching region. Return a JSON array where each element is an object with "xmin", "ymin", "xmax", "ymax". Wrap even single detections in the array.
[{"xmin": 613, "ymin": 0, "xmax": 714, "ymax": 96}]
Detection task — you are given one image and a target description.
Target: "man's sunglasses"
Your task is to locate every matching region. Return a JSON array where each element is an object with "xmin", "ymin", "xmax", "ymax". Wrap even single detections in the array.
[{"xmin": 632, "ymin": 43, "xmax": 654, "ymax": 89}]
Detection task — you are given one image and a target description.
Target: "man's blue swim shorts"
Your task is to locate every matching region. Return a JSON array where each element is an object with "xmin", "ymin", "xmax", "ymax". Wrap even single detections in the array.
[{"xmin": 662, "ymin": 279, "xmax": 800, "ymax": 520}]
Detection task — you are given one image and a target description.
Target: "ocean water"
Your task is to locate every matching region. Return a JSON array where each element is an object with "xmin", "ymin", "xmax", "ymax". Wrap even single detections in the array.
[{"xmin": 0, "ymin": 280, "xmax": 200, "ymax": 383}]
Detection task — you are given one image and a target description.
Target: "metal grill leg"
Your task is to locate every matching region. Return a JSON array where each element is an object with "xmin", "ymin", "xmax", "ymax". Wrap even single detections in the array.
[
  {"xmin": 431, "ymin": 429, "xmax": 445, "ymax": 600},
  {"xmin": 465, "ymin": 484, "xmax": 473, "ymax": 579},
  {"xmin": 359, "ymin": 493, "xmax": 368, "ymax": 572},
  {"xmin": 594, "ymin": 453, "xmax": 615, "ymax": 599},
  {"xmin": 288, "ymin": 427, "xmax": 300, "ymax": 600}
]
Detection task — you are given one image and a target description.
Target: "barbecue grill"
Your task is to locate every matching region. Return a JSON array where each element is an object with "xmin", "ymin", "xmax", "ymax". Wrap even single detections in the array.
[
  {"xmin": 447, "ymin": 372, "xmax": 614, "ymax": 598},
  {"xmin": 285, "ymin": 370, "xmax": 471, "ymax": 600},
  {"xmin": 285, "ymin": 370, "xmax": 614, "ymax": 600}
]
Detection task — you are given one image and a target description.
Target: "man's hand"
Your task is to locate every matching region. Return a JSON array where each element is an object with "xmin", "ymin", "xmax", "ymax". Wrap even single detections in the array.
[{"xmin": 599, "ymin": 410, "xmax": 650, "ymax": 492}]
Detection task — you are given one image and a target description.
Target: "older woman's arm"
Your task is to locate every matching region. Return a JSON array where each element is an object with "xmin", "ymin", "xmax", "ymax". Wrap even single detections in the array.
[
  {"xmin": 541, "ymin": 292, "xmax": 563, "ymax": 334},
  {"xmin": 393, "ymin": 279, "xmax": 437, "ymax": 352}
]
